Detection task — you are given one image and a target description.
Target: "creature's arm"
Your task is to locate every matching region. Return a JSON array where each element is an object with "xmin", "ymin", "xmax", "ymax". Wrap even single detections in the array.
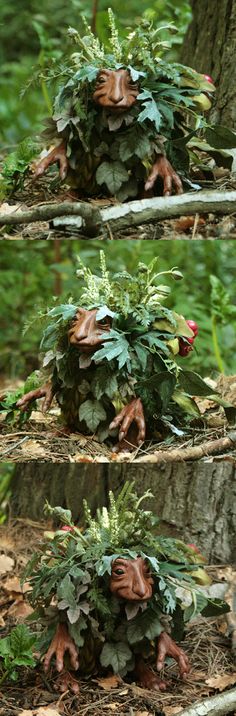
[
  {"xmin": 43, "ymin": 623, "xmax": 79, "ymax": 673},
  {"xmin": 33, "ymin": 141, "xmax": 68, "ymax": 181},
  {"xmin": 16, "ymin": 381, "xmax": 54, "ymax": 413},
  {"xmin": 156, "ymin": 632, "xmax": 190, "ymax": 679},
  {"xmin": 109, "ymin": 397, "xmax": 146, "ymax": 446},
  {"xmin": 145, "ymin": 155, "xmax": 183, "ymax": 196}
]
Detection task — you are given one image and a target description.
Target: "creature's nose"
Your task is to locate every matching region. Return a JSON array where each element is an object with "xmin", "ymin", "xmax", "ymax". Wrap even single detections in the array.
[
  {"xmin": 132, "ymin": 580, "xmax": 147, "ymax": 598},
  {"xmin": 71, "ymin": 327, "xmax": 88, "ymax": 343},
  {"xmin": 109, "ymin": 93, "xmax": 124, "ymax": 104}
]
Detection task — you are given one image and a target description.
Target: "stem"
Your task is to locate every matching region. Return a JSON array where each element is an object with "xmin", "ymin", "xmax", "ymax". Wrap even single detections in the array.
[
  {"xmin": 211, "ymin": 314, "xmax": 224, "ymax": 373},
  {"xmin": 0, "ymin": 670, "xmax": 9, "ymax": 686},
  {"xmin": 91, "ymin": 0, "xmax": 99, "ymax": 34}
]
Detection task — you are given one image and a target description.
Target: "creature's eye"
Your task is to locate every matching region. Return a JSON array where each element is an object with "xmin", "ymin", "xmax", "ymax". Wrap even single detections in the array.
[
  {"xmin": 97, "ymin": 77, "xmax": 106, "ymax": 85},
  {"xmin": 97, "ymin": 317, "xmax": 109, "ymax": 326},
  {"xmin": 114, "ymin": 568, "xmax": 125, "ymax": 575}
]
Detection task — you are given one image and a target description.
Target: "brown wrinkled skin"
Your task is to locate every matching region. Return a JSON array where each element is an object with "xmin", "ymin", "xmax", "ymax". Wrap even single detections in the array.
[
  {"xmin": 16, "ymin": 381, "xmax": 54, "ymax": 413},
  {"xmin": 109, "ymin": 398, "xmax": 146, "ymax": 450},
  {"xmin": 33, "ymin": 68, "xmax": 183, "ymax": 195},
  {"xmin": 110, "ymin": 557, "xmax": 154, "ymax": 601},
  {"xmin": 43, "ymin": 557, "xmax": 190, "ymax": 694},
  {"xmin": 93, "ymin": 68, "xmax": 139, "ymax": 111},
  {"xmin": 67, "ymin": 307, "xmax": 111, "ymax": 353}
]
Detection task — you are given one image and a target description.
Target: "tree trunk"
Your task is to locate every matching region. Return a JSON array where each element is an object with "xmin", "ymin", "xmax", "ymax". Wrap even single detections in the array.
[
  {"xmin": 181, "ymin": 0, "xmax": 236, "ymax": 128},
  {"xmin": 10, "ymin": 462, "xmax": 236, "ymax": 564}
]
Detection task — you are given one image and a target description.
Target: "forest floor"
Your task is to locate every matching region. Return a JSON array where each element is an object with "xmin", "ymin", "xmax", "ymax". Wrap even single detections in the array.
[
  {"xmin": 0, "ymin": 521, "xmax": 236, "ymax": 716},
  {"xmin": 0, "ymin": 375, "xmax": 236, "ymax": 464},
  {"xmin": 0, "ymin": 171, "xmax": 236, "ymax": 241}
]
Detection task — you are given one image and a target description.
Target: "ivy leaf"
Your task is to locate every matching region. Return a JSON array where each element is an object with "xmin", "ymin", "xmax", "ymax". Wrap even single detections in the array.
[
  {"xmin": 127, "ymin": 609, "xmax": 163, "ymax": 644},
  {"xmin": 96, "ymin": 161, "xmax": 129, "ymax": 194},
  {"xmin": 138, "ymin": 100, "xmax": 161, "ymax": 132},
  {"xmin": 100, "ymin": 641, "xmax": 132, "ymax": 673},
  {"xmin": 47, "ymin": 304, "xmax": 77, "ymax": 321},
  {"xmin": 94, "ymin": 333, "xmax": 131, "ymax": 370},
  {"xmin": 205, "ymin": 125, "xmax": 236, "ymax": 149},
  {"xmin": 155, "ymin": 372, "xmax": 177, "ymax": 411},
  {"xmin": 178, "ymin": 371, "xmax": 215, "ymax": 396},
  {"xmin": 79, "ymin": 400, "xmax": 106, "ymax": 432},
  {"xmin": 96, "ymin": 306, "xmax": 116, "ymax": 320},
  {"xmin": 91, "ymin": 369, "xmax": 118, "ymax": 401},
  {"xmin": 172, "ymin": 390, "xmax": 201, "ymax": 417},
  {"xmin": 68, "ymin": 616, "xmax": 87, "ymax": 647},
  {"xmin": 74, "ymin": 65, "xmax": 99, "ymax": 83},
  {"xmin": 57, "ymin": 574, "xmax": 76, "ymax": 609}
]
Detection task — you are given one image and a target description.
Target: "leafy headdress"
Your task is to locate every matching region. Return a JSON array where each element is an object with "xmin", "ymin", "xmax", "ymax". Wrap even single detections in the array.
[
  {"xmin": 25, "ymin": 482, "xmax": 228, "ymax": 675},
  {"xmin": 42, "ymin": 9, "xmax": 222, "ymax": 199}
]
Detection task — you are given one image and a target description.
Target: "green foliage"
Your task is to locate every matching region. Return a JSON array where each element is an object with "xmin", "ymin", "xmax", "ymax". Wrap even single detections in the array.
[
  {"xmin": 0, "ymin": 138, "xmax": 38, "ymax": 196},
  {"xmin": 0, "ymin": 624, "xmax": 37, "ymax": 685},
  {"xmin": 0, "ymin": 464, "xmax": 14, "ymax": 524},
  {"xmin": 23, "ymin": 483, "xmax": 229, "ymax": 676}
]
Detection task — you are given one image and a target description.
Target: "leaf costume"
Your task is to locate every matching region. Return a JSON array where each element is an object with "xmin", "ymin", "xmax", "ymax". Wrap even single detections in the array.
[
  {"xmin": 24, "ymin": 483, "xmax": 229, "ymax": 678},
  {"xmin": 1, "ymin": 253, "xmax": 219, "ymax": 445},
  {"xmin": 34, "ymin": 10, "xmax": 224, "ymax": 200}
]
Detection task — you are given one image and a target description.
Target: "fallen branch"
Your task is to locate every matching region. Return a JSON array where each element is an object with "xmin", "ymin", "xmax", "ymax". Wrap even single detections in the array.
[
  {"xmin": 177, "ymin": 686, "xmax": 236, "ymax": 716},
  {"xmin": 135, "ymin": 431, "xmax": 236, "ymax": 463},
  {"xmin": 0, "ymin": 201, "xmax": 101, "ymax": 236},
  {"xmin": 1, "ymin": 191, "xmax": 236, "ymax": 236}
]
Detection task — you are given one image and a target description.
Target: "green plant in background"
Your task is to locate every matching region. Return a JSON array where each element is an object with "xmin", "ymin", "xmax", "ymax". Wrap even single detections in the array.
[
  {"xmin": 0, "ymin": 240, "xmax": 235, "ymax": 380},
  {"xmin": 23, "ymin": 482, "xmax": 228, "ymax": 675},
  {"xmin": 0, "ymin": 624, "xmax": 37, "ymax": 685},
  {"xmin": 0, "ymin": 464, "xmax": 14, "ymax": 524},
  {"xmin": 0, "ymin": 1, "xmax": 192, "ymax": 145},
  {"xmin": 210, "ymin": 276, "xmax": 236, "ymax": 374}
]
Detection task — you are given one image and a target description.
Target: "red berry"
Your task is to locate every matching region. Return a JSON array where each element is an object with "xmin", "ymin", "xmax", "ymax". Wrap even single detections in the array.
[
  {"xmin": 178, "ymin": 339, "xmax": 193, "ymax": 357},
  {"xmin": 204, "ymin": 74, "xmax": 214, "ymax": 84},
  {"xmin": 61, "ymin": 525, "xmax": 74, "ymax": 532},
  {"xmin": 186, "ymin": 320, "xmax": 199, "ymax": 336}
]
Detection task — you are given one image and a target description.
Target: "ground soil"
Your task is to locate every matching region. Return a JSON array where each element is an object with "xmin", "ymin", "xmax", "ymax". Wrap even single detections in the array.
[{"xmin": 1, "ymin": 172, "xmax": 236, "ymax": 241}]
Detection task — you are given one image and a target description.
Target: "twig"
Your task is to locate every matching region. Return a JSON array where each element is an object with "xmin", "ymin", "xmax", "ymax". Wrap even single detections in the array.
[
  {"xmin": 177, "ymin": 686, "xmax": 236, "ymax": 716},
  {"xmin": 0, "ymin": 201, "xmax": 102, "ymax": 236},
  {"xmin": 135, "ymin": 431, "xmax": 236, "ymax": 463},
  {"xmin": 0, "ymin": 436, "xmax": 29, "ymax": 456}
]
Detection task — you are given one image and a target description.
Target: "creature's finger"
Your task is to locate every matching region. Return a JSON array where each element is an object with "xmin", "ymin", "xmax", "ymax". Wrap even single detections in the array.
[
  {"xmin": 68, "ymin": 643, "xmax": 79, "ymax": 671},
  {"xmin": 177, "ymin": 652, "xmax": 190, "ymax": 678},
  {"xmin": 172, "ymin": 172, "xmax": 183, "ymax": 195},
  {"xmin": 55, "ymin": 646, "xmax": 65, "ymax": 673},
  {"xmin": 59, "ymin": 154, "xmax": 68, "ymax": 180},
  {"xmin": 109, "ymin": 409, "xmax": 126, "ymax": 430},
  {"xmin": 42, "ymin": 390, "xmax": 53, "ymax": 413},
  {"xmin": 135, "ymin": 415, "xmax": 146, "ymax": 443},
  {"xmin": 144, "ymin": 167, "xmax": 159, "ymax": 191},
  {"xmin": 163, "ymin": 174, "xmax": 172, "ymax": 196},
  {"xmin": 43, "ymin": 645, "xmax": 55, "ymax": 672},
  {"xmin": 156, "ymin": 642, "xmax": 167, "ymax": 671},
  {"xmin": 119, "ymin": 413, "xmax": 133, "ymax": 440}
]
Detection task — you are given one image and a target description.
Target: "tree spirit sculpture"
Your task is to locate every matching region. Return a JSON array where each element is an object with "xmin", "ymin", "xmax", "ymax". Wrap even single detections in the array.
[
  {"xmin": 24, "ymin": 483, "xmax": 229, "ymax": 693},
  {"xmin": 32, "ymin": 10, "xmax": 218, "ymax": 200},
  {"xmin": 1, "ymin": 253, "xmax": 219, "ymax": 451}
]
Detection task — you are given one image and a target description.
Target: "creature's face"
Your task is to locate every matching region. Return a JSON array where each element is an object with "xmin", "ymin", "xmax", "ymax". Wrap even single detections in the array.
[
  {"xmin": 68, "ymin": 307, "xmax": 112, "ymax": 353},
  {"xmin": 110, "ymin": 557, "xmax": 154, "ymax": 601},
  {"xmin": 93, "ymin": 68, "xmax": 139, "ymax": 112}
]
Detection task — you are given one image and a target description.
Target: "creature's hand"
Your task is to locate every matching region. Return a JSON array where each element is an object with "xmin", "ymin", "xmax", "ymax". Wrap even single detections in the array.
[
  {"xmin": 156, "ymin": 632, "xmax": 190, "ymax": 679},
  {"xmin": 16, "ymin": 382, "xmax": 53, "ymax": 413},
  {"xmin": 109, "ymin": 398, "xmax": 146, "ymax": 445},
  {"xmin": 145, "ymin": 155, "xmax": 183, "ymax": 196},
  {"xmin": 135, "ymin": 657, "xmax": 168, "ymax": 691},
  {"xmin": 33, "ymin": 141, "xmax": 68, "ymax": 181},
  {"xmin": 44, "ymin": 623, "xmax": 79, "ymax": 674}
]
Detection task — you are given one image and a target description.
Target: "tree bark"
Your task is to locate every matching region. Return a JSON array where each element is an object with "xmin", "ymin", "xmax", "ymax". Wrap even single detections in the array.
[
  {"xmin": 181, "ymin": 0, "xmax": 236, "ymax": 128},
  {"xmin": 10, "ymin": 462, "xmax": 236, "ymax": 564}
]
